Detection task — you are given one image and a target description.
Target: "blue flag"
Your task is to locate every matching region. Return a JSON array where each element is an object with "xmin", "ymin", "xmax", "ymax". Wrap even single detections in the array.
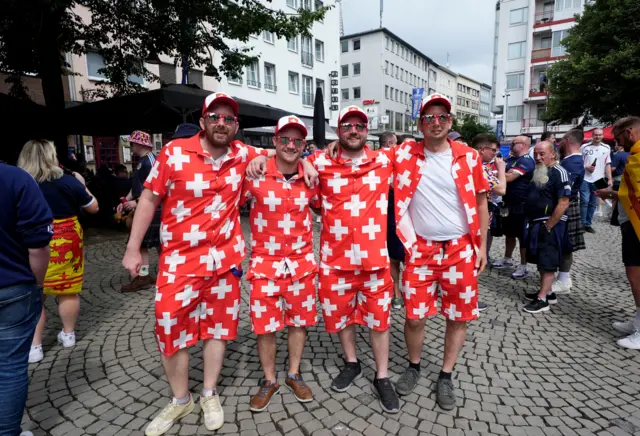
[{"xmin": 411, "ymin": 88, "xmax": 425, "ymax": 121}]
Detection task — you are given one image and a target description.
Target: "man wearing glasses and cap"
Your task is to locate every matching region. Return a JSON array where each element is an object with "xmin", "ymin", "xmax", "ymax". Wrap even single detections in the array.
[
  {"xmin": 122, "ymin": 93, "xmax": 316, "ymax": 435},
  {"xmin": 241, "ymin": 115, "xmax": 320, "ymax": 412}
]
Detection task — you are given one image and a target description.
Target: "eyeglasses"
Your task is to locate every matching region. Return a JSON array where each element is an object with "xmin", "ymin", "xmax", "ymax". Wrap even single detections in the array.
[
  {"xmin": 420, "ymin": 114, "xmax": 452, "ymax": 124},
  {"xmin": 204, "ymin": 113, "xmax": 237, "ymax": 125},
  {"xmin": 483, "ymin": 147, "xmax": 498, "ymax": 153},
  {"xmin": 340, "ymin": 123, "xmax": 367, "ymax": 132},
  {"xmin": 278, "ymin": 136, "xmax": 306, "ymax": 147}
]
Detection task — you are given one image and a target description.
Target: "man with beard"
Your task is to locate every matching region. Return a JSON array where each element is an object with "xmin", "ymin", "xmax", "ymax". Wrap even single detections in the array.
[
  {"xmin": 596, "ymin": 116, "xmax": 640, "ymax": 349},
  {"xmin": 241, "ymin": 115, "xmax": 320, "ymax": 411},
  {"xmin": 580, "ymin": 128, "xmax": 612, "ymax": 233},
  {"xmin": 523, "ymin": 141, "xmax": 571, "ymax": 313},
  {"xmin": 492, "ymin": 136, "xmax": 535, "ymax": 279},
  {"xmin": 392, "ymin": 94, "xmax": 489, "ymax": 410},
  {"xmin": 552, "ymin": 130, "xmax": 586, "ymax": 295},
  {"xmin": 122, "ymin": 93, "xmax": 284, "ymax": 435}
]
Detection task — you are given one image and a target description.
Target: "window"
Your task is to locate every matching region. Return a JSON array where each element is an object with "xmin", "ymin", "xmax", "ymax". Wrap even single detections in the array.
[
  {"xmin": 352, "ymin": 62, "xmax": 361, "ymax": 76},
  {"xmin": 385, "ymin": 36, "xmax": 390, "ymax": 49},
  {"xmin": 395, "ymin": 89, "xmax": 399, "ymax": 101},
  {"xmin": 395, "ymin": 112, "xmax": 403, "ymax": 131},
  {"xmin": 316, "ymin": 79, "xmax": 325, "ymax": 100},
  {"xmin": 395, "ymin": 66, "xmax": 399, "ymax": 78},
  {"xmin": 510, "ymin": 7, "xmax": 528, "ymax": 25},
  {"xmin": 341, "ymin": 64, "xmax": 348, "ymax": 77},
  {"xmin": 264, "ymin": 63, "xmax": 276, "ymax": 92},
  {"xmin": 288, "ymin": 71, "xmax": 299, "ymax": 94},
  {"xmin": 315, "ymin": 40, "xmax": 324, "ymax": 62},
  {"xmin": 507, "ymin": 105, "xmax": 524, "ymax": 122},
  {"xmin": 159, "ymin": 63, "xmax": 176, "ymax": 84},
  {"xmin": 301, "ymin": 0, "xmax": 311, "ymax": 10},
  {"xmin": 247, "ymin": 60, "xmax": 260, "ymax": 88},
  {"xmin": 385, "ymin": 85, "xmax": 389, "ymax": 99},
  {"xmin": 506, "ymin": 72, "xmax": 524, "ymax": 90},
  {"xmin": 353, "ymin": 86, "xmax": 361, "ymax": 99},
  {"xmin": 87, "ymin": 51, "xmax": 107, "ymax": 79},
  {"xmin": 400, "ymin": 68, "xmax": 404, "ymax": 81},
  {"xmin": 315, "ymin": 0, "xmax": 324, "ymax": 11},
  {"xmin": 263, "ymin": 31, "xmax": 275, "ymax": 44},
  {"xmin": 385, "ymin": 61, "xmax": 389, "ymax": 75},
  {"xmin": 390, "ymin": 87, "xmax": 395, "ymax": 100},
  {"xmin": 287, "ymin": 37, "xmax": 298, "ymax": 52},
  {"xmin": 187, "ymin": 69, "xmax": 203, "ymax": 88},
  {"xmin": 508, "ymin": 41, "xmax": 526, "ymax": 59},
  {"xmin": 404, "ymin": 113, "xmax": 410, "ymax": 132},
  {"xmin": 228, "ymin": 71, "xmax": 243, "ymax": 85},
  {"xmin": 341, "ymin": 40, "xmax": 348, "ymax": 53},
  {"xmin": 555, "ymin": 0, "xmax": 581, "ymax": 11},
  {"xmin": 552, "ymin": 30, "xmax": 569, "ymax": 57},
  {"xmin": 353, "ymin": 39, "xmax": 361, "ymax": 50},
  {"xmin": 286, "ymin": 0, "xmax": 296, "ymax": 8},
  {"xmin": 341, "ymin": 88, "xmax": 349, "ymax": 100},
  {"xmin": 301, "ymin": 36, "xmax": 313, "ymax": 67},
  {"xmin": 302, "ymin": 75, "xmax": 313, "ymax": 106},
  {"xmin": 385, "ymin": 110, "xmax": 392, "ymax": 128}
]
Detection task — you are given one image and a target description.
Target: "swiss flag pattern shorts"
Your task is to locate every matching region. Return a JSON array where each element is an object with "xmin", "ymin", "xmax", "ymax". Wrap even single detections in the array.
[
  {"xmin": 249, "ymin": 274, "xmax": 318, "ymax": 334},
  {"xmin": 403, "ymin": 234, "xmax": 480, "ymax": 322},
  {"xmin": 155, "ymin": 270, "xmax": 241, "ymax": 357},
  {"xmin": 318, "ymin": 267, "xmax": 392, "ymax": 333}
]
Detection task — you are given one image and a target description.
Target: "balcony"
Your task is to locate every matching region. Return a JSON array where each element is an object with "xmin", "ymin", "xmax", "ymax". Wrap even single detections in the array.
[
  {"xmin": 247, "ymin": 80, "xmax": 261, "ymax": 89},
  {"xmin": 534, "ymin": 10, "xmax": 554, "ymax": 26},
  {"xmin": 532, "ymin": 48, "xmax": 551, "ymax": 61},
  {"xmin": 265, "ymin": 83, "xmax": 277, "ymax": 92}
]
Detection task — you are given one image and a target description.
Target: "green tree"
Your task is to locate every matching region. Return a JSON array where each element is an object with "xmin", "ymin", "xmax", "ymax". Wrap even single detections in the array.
[
  {"xmin": 544, "ymin": 0, "xmax": 640, "ymax": 124},
  {"xmin": 0, "ymin": 0, "xmax": 328, "ymax": 159},
  {"xmin": 452, "ymin": 115, "xmax": 493, "ymax": 143}
]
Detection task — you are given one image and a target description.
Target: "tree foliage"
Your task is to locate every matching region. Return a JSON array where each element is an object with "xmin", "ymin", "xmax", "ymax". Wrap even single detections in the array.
[
  {"xmin": 452, "ymin": 115, "xmax": 493, "ymax": 143},
  {"xmin": 545, "ymin": 0, "xmax": 640, "ymax": 124}
]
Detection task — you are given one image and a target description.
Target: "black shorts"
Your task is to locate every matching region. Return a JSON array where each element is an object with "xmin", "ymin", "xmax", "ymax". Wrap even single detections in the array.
[
  {"xmin": 387, "ymin": 222, "xmax": 405, "ymax": 262},
  {"xmin": 502, "ymin": 213, "xmax": 526, "ymax": 240},
  {"xmin": 527, "ymin": 222, "xmax": 565, "ymax": 273},
  {"xmin": 621, "ymin": 221, "xmax": 640, "ymax": 267}
]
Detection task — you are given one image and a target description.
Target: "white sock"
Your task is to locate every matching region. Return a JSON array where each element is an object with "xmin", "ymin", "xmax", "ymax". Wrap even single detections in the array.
[
  {"xmin": 62, "ymin": 330, "xmax": 75, "ymax": 337},
  {"xmin": 202, "ymin": 388, "xmax": 216, "ymax": 397},
  {"xmin": 558, "ymin": 272, "xmax": 571, "ymax": 283},
  {"xmin": 139, "ymin": 265, "xmax": 149, "ymax": 276},
  {"xmin": 634, "ymin": 308, "xmax": 640, "ymax": 330},
  {"xmin": 174, "ymin": 394, "xmax": 191, "ymax": 405}
]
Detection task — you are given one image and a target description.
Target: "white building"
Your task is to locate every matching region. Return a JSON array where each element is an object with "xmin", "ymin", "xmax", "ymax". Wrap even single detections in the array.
[
  {"xmin": 491, "ymin": 0, "xmax": 583, "ymax": 140},
  {"xmin": 480, "ymin": 83, "xmax": 492, "ymax": 126},
  {"xmin": 456, "ymin": 74, "xmax": 482, "ymax": 122},
  {"xmin": 435, "ymin": 66, "xmax": 458, "ymax": 116}
]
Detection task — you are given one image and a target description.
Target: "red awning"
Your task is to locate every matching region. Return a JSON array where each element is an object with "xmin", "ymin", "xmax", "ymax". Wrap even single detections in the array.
[{"xmin": 583, "ymin": 126, "xmax": 614, "ymax": 143}]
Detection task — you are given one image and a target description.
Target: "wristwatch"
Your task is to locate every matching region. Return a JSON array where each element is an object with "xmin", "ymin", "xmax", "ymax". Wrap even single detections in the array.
[{"xmin": 608, "ymin": 192, "xmax": 613, "ymax": 199}]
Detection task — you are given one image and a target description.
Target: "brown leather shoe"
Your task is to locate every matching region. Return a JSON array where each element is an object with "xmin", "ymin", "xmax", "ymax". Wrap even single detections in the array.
[
  {"xmin": 250, "ymin": 380, "xmax": 280, "ymax": 412},
  {"xmin": 286, "ymin": 374, "xmax": 313, "ymax": 403},
  {"xmin": 120, "ymin": 275, "xmax": 155, "ymax": 292}
]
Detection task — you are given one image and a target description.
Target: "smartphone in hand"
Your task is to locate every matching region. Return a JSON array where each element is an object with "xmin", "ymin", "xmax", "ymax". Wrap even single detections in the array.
[{"xmin": 593, "ymin": 178, "xmax": 608, "ymax": 190}]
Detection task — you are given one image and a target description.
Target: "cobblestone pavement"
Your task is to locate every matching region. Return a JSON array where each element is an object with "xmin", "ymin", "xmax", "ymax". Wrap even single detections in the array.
[{"xmin": 23, "ymin": 220, "xmax": 640, "ymax": 436}]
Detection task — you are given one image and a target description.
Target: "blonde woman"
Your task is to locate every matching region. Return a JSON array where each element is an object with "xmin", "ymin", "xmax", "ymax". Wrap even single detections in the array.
[{"xmin": 18, "ymin": 140, "xmax": 99, "ymax": 363}]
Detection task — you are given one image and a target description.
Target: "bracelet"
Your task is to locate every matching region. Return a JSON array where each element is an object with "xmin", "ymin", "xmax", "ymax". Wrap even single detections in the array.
[{"xmin": 544, "ymin": 222, "xmax": 552, "ymax": 232}]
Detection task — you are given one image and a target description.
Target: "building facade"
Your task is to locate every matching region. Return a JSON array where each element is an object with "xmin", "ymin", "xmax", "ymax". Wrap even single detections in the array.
[
  {"xmin": 491, "ymin": 0, "xmax": 583, "ymax": 140},
  {"xmin": 456, "ymin": 75, "xmax": 482, "ymax": 122},
  {"xmin": 434, "ymin": 66, "xmax": 458, "ymax": 116},
  {"xmin": 480, "ymin": 83, "xmax": 492, "ymax": 125}
]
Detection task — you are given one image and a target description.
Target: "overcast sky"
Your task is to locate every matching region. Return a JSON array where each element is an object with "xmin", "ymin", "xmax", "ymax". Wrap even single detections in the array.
[{"xmin": 341, "ymin": 0, "xmax": 496, "ymax": 84}]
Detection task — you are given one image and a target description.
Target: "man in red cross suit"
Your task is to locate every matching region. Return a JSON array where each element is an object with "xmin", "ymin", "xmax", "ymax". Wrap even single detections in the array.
[{"xmin": 392, "ymin": 94, "xmax": 489, "ymax": 410}]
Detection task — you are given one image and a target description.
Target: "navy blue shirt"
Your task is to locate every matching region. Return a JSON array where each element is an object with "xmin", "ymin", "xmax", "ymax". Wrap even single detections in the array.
[
  {"xmin": 39, "ymin": 174, "xmax": 94, "ymax": 219},
  {"xmin": 132, "ymin": 153, "xmax": 156, "ymax": 199},
  {"xmin": 612, "ymin": 151, "xmax": 630, "ymax": 178},
  {"xmin": 525, "ymin": 164, "xmax": 572, "ymax": 223},
  {"xmin": 0, "ymin": 163, "xmax": 53, "ymax": 289},
  {"xmin": 504, "ymin": 154, "xmax": 535, "ymax": 210},
  {"xmin": 560, "ymin": 154, "xmax": 585, "ymax": 200}
]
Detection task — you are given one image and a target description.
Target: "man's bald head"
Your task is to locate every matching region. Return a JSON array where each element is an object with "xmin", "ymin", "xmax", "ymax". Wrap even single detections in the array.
[
  {"xmin": 592, "ymin": 128, "xmax": 604, "ymax": 144},
  {"xmin": 511, "ymin": 135, "xmax": 531, "ymax": 157},
  {"xmin": 534, "ymin": 140, "xmax": 556, "ymax": 166}
]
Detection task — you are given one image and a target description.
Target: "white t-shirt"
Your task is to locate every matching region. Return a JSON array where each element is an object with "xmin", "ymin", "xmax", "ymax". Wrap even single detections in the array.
[
  {"xmin": 581, "ymin": 142, "xmax": 611, "ymax": 183},
  {"xmin": 408, "ymin": 148, "xmax": 469, "ymax": 241}
]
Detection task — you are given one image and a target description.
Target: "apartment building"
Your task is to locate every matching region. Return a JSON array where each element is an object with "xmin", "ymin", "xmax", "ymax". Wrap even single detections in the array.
[
  {"xmin": 435, "ymin": 66, "xmax": 458, "ymax": 116},
  {"xmin": 491, "ymin": 0, "xmax": 583, "ymax": 139},
  {"xmin": 456, "ymin": 75, "xmax": 482, "ymax": 122},
  {"xmin": 480, "ymin": 83, "xmax": 492, "ymax": 126}
]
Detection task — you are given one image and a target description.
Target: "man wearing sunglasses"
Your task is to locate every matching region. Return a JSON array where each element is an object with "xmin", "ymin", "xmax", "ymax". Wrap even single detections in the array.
[
  {"xmin": 122, "ymin": 92, "xmax": 282, "ymax": 435},
  {"xmin": 240, "ymin": 115, "xmax": 321, "ymax": 412},
  {"xmin": 392, "ymin": 94, "xmax": 489, "ymax": 411},
  {"xmin": 492, "ymin": 136, "xmax": 535, "ymax": 279}
]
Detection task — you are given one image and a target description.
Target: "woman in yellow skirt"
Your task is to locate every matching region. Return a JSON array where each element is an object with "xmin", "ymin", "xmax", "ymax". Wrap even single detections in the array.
[{"xmin": 18, "ymin": 140, "xmax": 99, "ymax": 363}]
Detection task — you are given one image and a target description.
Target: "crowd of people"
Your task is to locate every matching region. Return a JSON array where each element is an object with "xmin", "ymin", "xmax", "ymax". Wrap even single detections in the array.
[{"xmin": 0, "ymin": 90, "xmax": 638, "ymax": 436}]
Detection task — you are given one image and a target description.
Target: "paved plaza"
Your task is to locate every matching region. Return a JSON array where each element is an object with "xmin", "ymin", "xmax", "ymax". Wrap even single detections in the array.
[{"xmin": 22, "ymin": 219, "xmax": 640, "ymax": 436}]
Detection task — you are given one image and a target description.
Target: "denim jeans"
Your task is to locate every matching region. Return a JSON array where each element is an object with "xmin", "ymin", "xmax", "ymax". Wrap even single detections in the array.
[
  {"xmin": 579, "ymin": 180, "xmax": 598, "ymax": 227},
  {"xmin": 0, "ymin": 284, "xmax": 42, "ymax": 436}
]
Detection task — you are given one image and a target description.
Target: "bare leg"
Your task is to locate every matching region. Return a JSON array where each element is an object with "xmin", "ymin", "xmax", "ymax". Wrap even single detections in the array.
[
  {"xmin": 337, "ymin": 324, "xmax": 357, "ymax": 363},
  {"xmin": 58, "ymin": 294, "xmax": 80, "ymax": 334},
  {"xmin": 287, "ymin": 327, "xmax": 306, "ymax": 375},
  {"xmin": 257, "ymin": 333, "xmax": 277, "ymax": 382},
  {"xmin": 442, "ymin": 320, "xmax": 467, "ymax": 373},
  {"xmin": 202, "ymin": 339, "xmax": 227, "ymax": 390},
  {"xmin": 32, "ymin": 306, "xmax": 46, "ymax": 346},
  {"xmin": 162, "ymin": 348, "xmax": 190, "ymax": 398},
  {"xmin": 538, "ymin": 272, "xmax": 555, "ymax": 299},
  {"xmin": 369, "ymin": 329, "xmax": 390, "ymax": 379},
  {"xmin": 390, "ymin": 260, "xmax": 402, "ymax": 299},
  {"xmin": 560, "ymin": 252, "xmax": 573, "ymax": 273},
  {"xmin": 404, "ymin": 318, "xmax": 426, "ymax": 364},
  {"xmin": 627, "ymin": 266, "xmax": 640, "ymax": 307},
  {"xmin": 519, "ymin": 246, "xmax": 527, "ymax": 265},
  {"xmin": 505, "ymin": 236, "xmax": 516, "ymax": 259}
]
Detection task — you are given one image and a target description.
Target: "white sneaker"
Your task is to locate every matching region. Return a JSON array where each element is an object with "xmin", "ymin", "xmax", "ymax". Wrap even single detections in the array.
[
  {"xmin": 552, "ymin": 279, "xmax": 572, "ymax": 294},
  {"xmin": 613, "ymin": 320, "xmax": 637, "ymax": 336},
  {"xmin": 28, "ymin": 345, "xmax": 43, "ymax": 364},
  {"xmin": 511, "ymin": 264, "xmax": 528, "ymax": 279},
  {"xmin": 201, "ymin": 394, "xmax": 224, "ymax": 431},
  {"xmin": 145, "ymin": 395, "xmax": 195, "ymax": 436},
  {"xmin": 57, "ymin": 330, "xmax": 76, "ymax": 348},
  {"xmin": 492, "ymin": 258, "xmax": 514, "ymax": 269},
  {"xmin": 617, "ymin": 330, "xmax": 640, "ymax": 350}
]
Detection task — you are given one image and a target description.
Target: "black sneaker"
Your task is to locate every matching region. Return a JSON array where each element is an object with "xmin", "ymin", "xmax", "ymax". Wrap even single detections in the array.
[
  {"xmin": 585, "ymin": 226, "xmax": 596, "ymax": 234},
  {"xmin": 524, "ymin": 292, "xmax": 557, "ymax": 304},
  {"xmin": 331, "ymin": 361, "xmax": 362, "ymax": 392},
  {"xmin": 436, "ymin": 377, "xmax": 456, "ymax": 410},
  {"xmin": 523, "ymin": 298, "xmax": 550, "ymax": 313},
  {"xmin": 395, "ymin": 367, "xmax": 420, "ymax": 396},
  {"xmin": 478, "ymin": 301, "xmax": 488, "ymax": 312},
  {"xmin": 371, "ymin": 378, "xmax": 400, "ymax": 413}
]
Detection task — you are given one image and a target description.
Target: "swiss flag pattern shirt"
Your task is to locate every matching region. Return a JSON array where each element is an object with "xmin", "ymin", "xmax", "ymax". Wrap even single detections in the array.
[
  {"xmin": 309, "ymin": 146, "xmax": 393, "ymax": 271},
  {"xmin": 393, "ymin": 139, "xmax": 489, "ymax": 259},
  {"xmin": 144, "ymin": 135, "xmax": 267, "ymax": 276},
  {"xmin": 242, "ymin": 158, "xmax": 320, "ymax": 280}
]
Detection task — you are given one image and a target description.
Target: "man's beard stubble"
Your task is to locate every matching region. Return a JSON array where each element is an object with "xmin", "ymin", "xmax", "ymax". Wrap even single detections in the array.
[
  {"xmin": 206, "ymin": 127, "xmax": 232, "ymax": 149},
  {"xmin": 339, "ymin": 135, "xmax": 366, "ymax": 151},
  {"xmin": 532, "ymin": 163, "xmax": 549, "ymax": 187}
]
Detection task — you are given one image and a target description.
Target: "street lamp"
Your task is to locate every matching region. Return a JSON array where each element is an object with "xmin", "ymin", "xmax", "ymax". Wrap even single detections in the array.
[{"xmin": 503, "ymin": 92, "xmax": 511, "ymax": 136}]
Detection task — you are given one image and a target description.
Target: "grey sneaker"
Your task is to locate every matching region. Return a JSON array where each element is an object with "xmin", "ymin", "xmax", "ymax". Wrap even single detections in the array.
[
  {"xmin": 395, "ymin": 367, "xmax": 420, "ymax": 396},
  {"xmin": 436, "ymin": 378, "xmax": 457, "ymax": 410}
]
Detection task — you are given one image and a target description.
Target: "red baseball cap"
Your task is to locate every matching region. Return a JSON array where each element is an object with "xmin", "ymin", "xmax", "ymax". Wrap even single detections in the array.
[
  {"xmin": 202, "ymin": 92, "xmax": 239, "ymax": 116},
  {"xmin": 275, "ymin": 115, "xmax": 308, "ymax": 137},
  {"xmin": 419, "ymin": 93, "xmax": 452, "ymax": 115},
  {"xmin": 338, "ymin": 105, "xmax": 369, "ymax": 125}
]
